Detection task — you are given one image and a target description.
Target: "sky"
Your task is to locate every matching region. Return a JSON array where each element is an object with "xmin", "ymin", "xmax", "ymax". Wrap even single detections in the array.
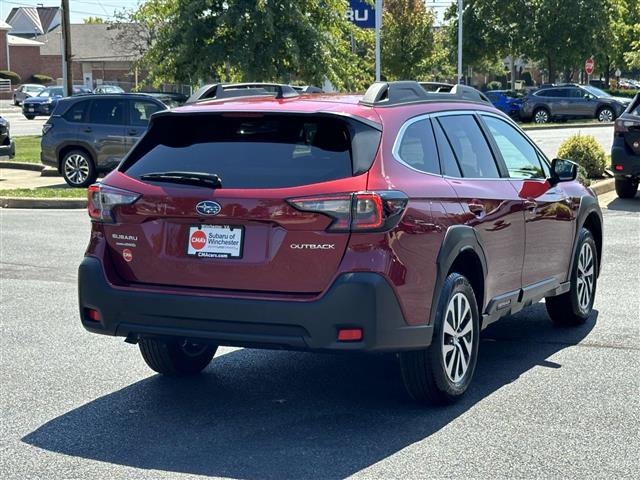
[
  {"xmin": 1, "ymin": 0, "xmax": 141, "ymax": 25},
  {"xmin": 1, "ymin": 1, "xmax": 456, "ymax": 27}
]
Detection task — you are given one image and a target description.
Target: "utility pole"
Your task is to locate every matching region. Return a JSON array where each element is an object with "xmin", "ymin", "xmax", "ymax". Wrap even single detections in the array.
[
  {"xmin": 61, "ymin": 0, "xmax": 72, "ymax": 96},
  {"xmin": 457, "ymin": 0, "xmax": 463, "ymax": 84},
  {"xmin": 375, "ymin": 0, "xmax": 382, "ymax": 81}
]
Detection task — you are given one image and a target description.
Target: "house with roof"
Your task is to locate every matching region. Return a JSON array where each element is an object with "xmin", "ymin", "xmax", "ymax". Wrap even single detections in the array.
[
  {"xmin": 5, "ymin": 6, "xmax": 60, "ymax": 38},
  {"xmin": 1, "ymin": 20, "xmax": 45, "ymax": 83}
]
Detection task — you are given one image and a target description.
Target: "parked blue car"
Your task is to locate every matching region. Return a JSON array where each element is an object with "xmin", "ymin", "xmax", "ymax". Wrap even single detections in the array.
[
  {"xmin": 22, "ymin": 86, "xmax": 92, "ymax": 119},
  {"xmin": 485, "ymin": 90, "xmax": 523, "ymax": 119}
]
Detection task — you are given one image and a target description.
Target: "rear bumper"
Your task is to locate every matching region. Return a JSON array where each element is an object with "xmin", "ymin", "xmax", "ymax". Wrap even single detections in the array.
[
  {"xmin": 611, "ymin": 138, "xmax": 640, "ymax": 178},
  {"xmin": 78, "ymin": 256, "xmax": 433, "ymax": 352}
]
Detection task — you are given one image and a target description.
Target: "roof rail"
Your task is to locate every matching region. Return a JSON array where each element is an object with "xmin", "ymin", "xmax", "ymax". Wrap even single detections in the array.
[
  {"xmin": 359, "ymin": 81, "xmax": 491, "ymax": 107},
  {"xmin": 188, "ymin": 82, "xmax": 299, "ymax": 104}
]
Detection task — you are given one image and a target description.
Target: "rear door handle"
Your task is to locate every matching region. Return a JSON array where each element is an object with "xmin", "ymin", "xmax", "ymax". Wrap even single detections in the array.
[
  {"xmin": 128, "ymin": 129, "xmax": 139, "ymax": 136},
  {"xmin": 83, "ymin": 127, "xmax": 92, "ymax": 133},
  {"xmin": 468, "ymin": 202, "xmax": 485, "ymax": 216}
]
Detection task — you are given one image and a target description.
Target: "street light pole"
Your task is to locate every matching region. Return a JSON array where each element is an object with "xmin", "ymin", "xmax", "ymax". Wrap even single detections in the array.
[
  {"xmin": 375, "ymin": 0, "xmax": 382, "ymax": 81},
  {"xmin": 457, "ymin": 0, "xmax": 463, "ymax": 84}
]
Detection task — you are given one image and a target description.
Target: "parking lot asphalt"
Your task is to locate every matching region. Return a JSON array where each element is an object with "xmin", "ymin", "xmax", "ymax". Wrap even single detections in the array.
[
  {"xmin": 526, "ymin": 125, "xmax": 614, "ymax": 159},
  {"xmin": 1, "ymin": 192, "xmax": 638, "ymax": 479},
  {"xmin": 0, "ymin": 102, "xmax": 47, "ymax": 137}
]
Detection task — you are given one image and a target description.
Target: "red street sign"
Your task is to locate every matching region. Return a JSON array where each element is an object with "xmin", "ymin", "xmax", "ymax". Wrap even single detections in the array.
[{"xmin": 585, "ymin": 58, "xmax": 594, "ymax": 75}]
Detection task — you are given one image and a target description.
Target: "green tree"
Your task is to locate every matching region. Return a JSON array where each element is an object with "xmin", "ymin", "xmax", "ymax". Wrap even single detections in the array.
[
  {"xmin": 113, "ymin": 0, "xmax": 371, "ymax": 91},
  {"xmin": 83, "ymin": 16, "xmax": 105, "ymax": 24},
  {"xmin": 381, "ymin": 0, "xmax": 435, "ymax": 80}
]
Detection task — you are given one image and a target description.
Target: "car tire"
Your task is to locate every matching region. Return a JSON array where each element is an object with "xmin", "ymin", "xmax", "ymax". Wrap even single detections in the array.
[
  {"xmin": 61, "ymin": 149, "xmax": 97, "ymax": 188},
  {"xmin": 533, "ymin": 107, "xmax": 550, "ymax": 124},
  {"xmin": 13, "ymin": 98, "xmax": 19, "ymax": 106},
  {"xmin": 24, "ymin": 115, "xmax": 35, "ymax": 120},
  {"xmin": 597, "ymin": 107, "xmax": 615, "ymax": 122},
  {"xmin": 399, "ymin": 273, "xmax": 480, "ymax": 405},
  {"xmin": 139, "ymin": 337, "xmax": 217, "ymax": 376},
  {"xmin": 614, "ymin": 178, "xmax": 638, "ymax": 199},
  {"xmin": 546, "ymin": 228, "xmax": 597, "ymax": 327}
]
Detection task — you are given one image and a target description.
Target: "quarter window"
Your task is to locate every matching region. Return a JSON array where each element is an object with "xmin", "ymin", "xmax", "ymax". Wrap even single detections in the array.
[
  {"xmin": 438, "ymin": 115, "xmax": 500, "ymax": 178},
  {"xmin": 63, "ymin": 101, "xmax": 89, "ymax": 123},
  {"xmin": 395, "ymin": 118, "xmax": 440, "ymax": 174},
  {"xmin": 483, "ymin": 116, "xmax": 545, "ymax": 179}
]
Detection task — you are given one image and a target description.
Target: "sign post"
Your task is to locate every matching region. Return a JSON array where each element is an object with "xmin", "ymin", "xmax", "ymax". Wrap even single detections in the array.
[
  {"xmin": 375, "ymin": 0, "xmax": 382, "ymax": 81},
  {"xmin": 585, "ymin": 57, "xmax": 594, "ymax": 85},
  {"xmin": 346, "ymin": 1, "xmax": 380, "ymax": 81},
  {"xmin": 457, "ymin": 0, "xmax": 463, "ymax": 84}
]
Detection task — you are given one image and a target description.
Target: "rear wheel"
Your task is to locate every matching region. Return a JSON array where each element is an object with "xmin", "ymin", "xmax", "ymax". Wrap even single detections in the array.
[
  {"xmin": 546, "ymin": 228, "xmax": 597, "ymax": 326},
  {"xmin": 24, "ymin": 115, "xmax": 35, "ymax": 120},
  {"xmin": 399, "ymin": 273, "xmax": 480, "ymax": 405},
  {"xmin": 614, "ymin": 178, "xmax": 638, "ymax": 199},
  {"xmin": 62, "ymin": 149, "xmax": 97, "ymax": 187},
  {"xmin": 139, "ymin": 338, "xmax": 217, "ymax": 376}
]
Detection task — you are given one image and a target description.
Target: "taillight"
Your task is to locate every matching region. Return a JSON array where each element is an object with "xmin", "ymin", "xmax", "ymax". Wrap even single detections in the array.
[
  {"xmin": 288, "ymin": 191, "xmax": 408, "ymax": 232},
  {"xmin": 615, "ymin": 118, "xmax": 640, "ymax": 134},
  {"xmin": 87, "ymin": 183, "xmax": 140, "ymax": 223}
]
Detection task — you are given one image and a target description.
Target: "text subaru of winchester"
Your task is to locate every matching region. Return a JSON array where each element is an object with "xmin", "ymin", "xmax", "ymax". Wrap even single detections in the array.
[{"xmin": 79, "ymin": 82, "xmax": 603, "ymax": 405}]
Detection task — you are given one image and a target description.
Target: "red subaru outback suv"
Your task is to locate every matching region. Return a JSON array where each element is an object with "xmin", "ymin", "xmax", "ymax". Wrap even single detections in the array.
[{"xmin": 79, "ymin": 82, "xmax": 602, "ymax": 404}]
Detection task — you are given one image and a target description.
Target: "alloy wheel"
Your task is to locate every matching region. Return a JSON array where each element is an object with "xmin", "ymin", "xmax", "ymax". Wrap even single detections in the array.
[
  {"xmin": 598, "ymin": 108, "xmax": 614, "ymax": 122},
  {"xmin": 576, "ymin": 242, "xmax": 595, "ymax": 312},
  {"xmin": 64, "ymin": 154, "xmax": 90, "ymax": 185},
  {"xmin": 442, "ymin": 292, "xmax": 474, "ymax": 383},
  {"xmin": 534, "ymin": 110, "xmax": 549, "ymax": 124}
]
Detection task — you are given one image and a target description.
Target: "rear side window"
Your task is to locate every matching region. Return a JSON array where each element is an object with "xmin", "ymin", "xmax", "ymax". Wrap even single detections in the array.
[
  {"xmin": 123, "ymin": 114, "xmax": 365, "ymax": 189},
  {"xmin": 395, "ymin": 118, "xmax": 440, "ymax": 174},
  {"xmin": 433, "ymin": 120, "xmax": 461, "ymax": 177},
  {"xmin": 89, "ymin": 99, "xmax": 125, "ymax": 125},
  {"xmin": 63, "ymin": 100, "xmax": 89, "ymax": 122},
  {"xmin": 438, "ymin": 115, "xmax": 500, "ymax": 178}
]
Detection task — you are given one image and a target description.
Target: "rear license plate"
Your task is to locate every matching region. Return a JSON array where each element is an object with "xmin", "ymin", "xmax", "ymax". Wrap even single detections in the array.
[
  {"xmin": 27, "ymin": 107, "xmax": 35, "ymax": 111},
  {"xmin": 187, "ymin": 225, "xmax": 244, "ymax": 258}
]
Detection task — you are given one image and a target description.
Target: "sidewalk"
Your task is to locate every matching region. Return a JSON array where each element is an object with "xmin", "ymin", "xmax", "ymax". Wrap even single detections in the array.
[{"xmin": 0, "ymin": 167, "xmax": 65, "ymax": 190}]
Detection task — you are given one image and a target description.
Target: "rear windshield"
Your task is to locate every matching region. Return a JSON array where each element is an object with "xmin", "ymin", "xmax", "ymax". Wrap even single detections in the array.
[{"xmin": 122, "ymin": 114, "xmax": 356, "ymax": 189}]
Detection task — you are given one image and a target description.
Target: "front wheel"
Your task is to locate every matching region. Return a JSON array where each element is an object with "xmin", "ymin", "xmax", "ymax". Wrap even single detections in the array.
[
  {"xmin": 61, "ymin": 149, "xmax": 97, "ymax": 187},
  {"xmin": 597, "ymin": 107, "xmax": 615, "ymax": 122},
  {"xmin": 614, "ymin": 178, "xmax": 638, "ymax": 199},
  {"xmin": 399, "ymin": 273, "xmax": 480, "ymax": 405},
  {"xmin": 533, "ymin": 108, "xmax": 550, "ymax": 124},
  {"xmin": 546, "ymin": 228, "xmax": 597, "ymax": 326},
  {"xmin": 24, "ymin": 115, "xmax": 35, "ymax": 120},
  {"xmin": 139, "ymin": 338, "xmax": 217, "ymax": 376}
]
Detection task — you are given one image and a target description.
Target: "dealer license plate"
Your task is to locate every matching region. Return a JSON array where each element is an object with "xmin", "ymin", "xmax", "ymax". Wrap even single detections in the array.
[{"xmin": 187, "ymin": 225, "xmax": 244, "ymax": 258}]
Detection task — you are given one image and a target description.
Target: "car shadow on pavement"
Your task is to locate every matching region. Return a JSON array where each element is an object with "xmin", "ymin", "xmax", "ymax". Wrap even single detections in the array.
[
  {"xmin": 23, "ymin": 304, "xmax": 596, "ymax": 479},
  {"xmin": 604, "ymin": 195, "xmax": 640, "ymax": 213}
]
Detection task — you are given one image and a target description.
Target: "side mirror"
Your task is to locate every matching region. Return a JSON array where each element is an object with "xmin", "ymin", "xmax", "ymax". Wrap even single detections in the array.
[{"xmin": 549, "ymin": 158, "xmax": 578, "ymax": 185}]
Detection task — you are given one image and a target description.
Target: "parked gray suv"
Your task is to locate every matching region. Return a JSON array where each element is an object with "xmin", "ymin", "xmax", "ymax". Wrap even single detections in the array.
[
  {"xmin": 521, "ymin": 84, "xmax": 631, "ymax": 124},
  {"xmin": 41, "ymin": 94, "xmax": 167, "ymax": 187}
]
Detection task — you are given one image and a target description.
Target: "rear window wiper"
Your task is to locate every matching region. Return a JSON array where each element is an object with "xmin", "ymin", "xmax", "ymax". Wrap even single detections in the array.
[{"xmin": 140, "ymin": 171, "xmax": 222, "ymax": 189}]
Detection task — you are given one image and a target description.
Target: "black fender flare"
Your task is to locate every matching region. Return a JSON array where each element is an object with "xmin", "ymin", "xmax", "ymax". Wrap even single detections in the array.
[
  {"xmin": 429, "ymin": 225, "xmax": 488, "ymax": 325},
  {"xmin": 569, "ymin": 194, "xmax": 603, "ymax": 278}
]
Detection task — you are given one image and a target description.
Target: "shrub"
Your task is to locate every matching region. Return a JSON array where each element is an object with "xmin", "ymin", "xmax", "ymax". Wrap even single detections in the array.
[
  {"xmin": 487, "ymin": 80, "xmax": 502, "ymax": 90},
  {"xmin": 31, "ymin": 74, "xmax": 53, "ymax": 85},
  {"xmin": 0, "ymin": 70, "xmax": 22, "ymax": 85},
  {"xmin": 557, "ymin": 134, "xmax": 607, "ymax": 178},
  {"xmin": 605, "ymin": 89, "xmax": 638, "ymax": 98}
]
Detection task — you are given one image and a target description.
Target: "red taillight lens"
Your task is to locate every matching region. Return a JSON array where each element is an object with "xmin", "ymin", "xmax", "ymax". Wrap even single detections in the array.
[
  {"xmin": 87, "ymin": 183, "xmax": 140, "ymax": 223},
  {"xmin": 614, "ymin": 165, "xmax": 624, "ymax": 171},
  {"xmin": 288, "ymin": 191, "xmax": 408, "ymax": 232},
  {"xmin": 337, "ymin": 328, "xmax": 363, "ymax": 342},
  {"xmin": 85, "ymin": 308, "xmax": 101, "ymax": 322}
]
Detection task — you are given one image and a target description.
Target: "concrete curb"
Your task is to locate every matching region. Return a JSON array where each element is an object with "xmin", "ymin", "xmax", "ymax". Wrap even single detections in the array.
[
  {"xmin": 521, "ymin": 122, "xmax": 612, "ymax": 131},
  {"xmin": 0, "ymin": 197, "xmax": 86, "ymax": 209},
  {"xmin": 0, "ymin": 161, "xmax": 44, "ymax": 172},
  {"xmin": 589, "ymin": 178, "xmax": 615, "ymax": 196}
]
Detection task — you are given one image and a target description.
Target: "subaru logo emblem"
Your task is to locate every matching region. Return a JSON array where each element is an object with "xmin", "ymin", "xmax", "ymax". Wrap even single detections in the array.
[{"xmin": 196, "ymin": 201, "xmax": 221, "ymax": 216}]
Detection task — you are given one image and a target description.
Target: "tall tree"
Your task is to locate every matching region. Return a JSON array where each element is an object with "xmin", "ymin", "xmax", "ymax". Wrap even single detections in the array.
[
  {"xmin": 113, "ymin": 0, "xmax": 371, "ymax": 91},
  {"xmin": 381, "ymin": 0, "xmax": 435, "ymax": 80}
]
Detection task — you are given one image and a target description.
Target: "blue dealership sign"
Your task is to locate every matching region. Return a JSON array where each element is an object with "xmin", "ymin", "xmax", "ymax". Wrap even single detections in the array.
[{"xmin": 347, "ymin": 0, "xmax": 375, "ymax": 29}]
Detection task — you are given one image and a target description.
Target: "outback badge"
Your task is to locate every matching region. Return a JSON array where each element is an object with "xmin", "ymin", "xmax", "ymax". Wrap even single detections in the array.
[{"xmin": 196, "ymin": 200, "xmax": 221, "ymax": 216}]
